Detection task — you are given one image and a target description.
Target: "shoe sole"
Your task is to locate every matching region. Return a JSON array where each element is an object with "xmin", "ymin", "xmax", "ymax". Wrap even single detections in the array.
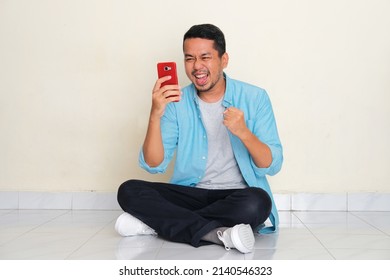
[{"xmin": 231, "ymin": 224, "xmax": 255, "ymax": 253}]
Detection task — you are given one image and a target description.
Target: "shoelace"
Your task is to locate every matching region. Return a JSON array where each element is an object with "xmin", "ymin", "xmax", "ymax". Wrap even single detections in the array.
[{"xmin": 217, "ymin": 230, "xmax": 231, "ymax": 251}]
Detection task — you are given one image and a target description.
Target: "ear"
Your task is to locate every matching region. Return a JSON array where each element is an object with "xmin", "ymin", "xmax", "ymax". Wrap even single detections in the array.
[{"xmin": 222, "ymin": 52, "xmax": 229, "ymax": 69}]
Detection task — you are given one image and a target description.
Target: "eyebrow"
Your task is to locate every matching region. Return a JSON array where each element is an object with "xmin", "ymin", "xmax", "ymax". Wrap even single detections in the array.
[{"xmin": 184, "ymin": 52, "xmax": 212, "ymax": 57}]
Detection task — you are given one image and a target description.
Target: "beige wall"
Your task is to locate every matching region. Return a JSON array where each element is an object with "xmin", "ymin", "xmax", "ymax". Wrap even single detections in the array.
[{"xmin": 0, "ymin": 0, "xmax": 389, "ymax": 193}]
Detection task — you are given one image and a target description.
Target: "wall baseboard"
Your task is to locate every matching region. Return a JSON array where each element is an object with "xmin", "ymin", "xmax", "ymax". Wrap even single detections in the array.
[
  {"xmin": 274, "ymin": 193, "xmax": 390, "ymax": 211},
  {"xmin": 1, "ymin": 191, "xmax": 389, "ymax": 211}
]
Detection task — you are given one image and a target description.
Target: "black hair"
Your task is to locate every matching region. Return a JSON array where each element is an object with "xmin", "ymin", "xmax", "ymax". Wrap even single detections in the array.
[{"xmin": 183, "ymin": 24, "xmax": 226, "ymax": 57}]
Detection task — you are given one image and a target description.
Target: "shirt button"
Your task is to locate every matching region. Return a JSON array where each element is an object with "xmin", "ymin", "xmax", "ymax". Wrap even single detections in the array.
[{"xmin": 202, "ymin": 156, "xmax": 206, "ymax": 160}]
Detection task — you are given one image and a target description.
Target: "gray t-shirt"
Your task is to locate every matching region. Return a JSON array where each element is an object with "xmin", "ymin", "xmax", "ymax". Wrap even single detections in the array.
[{"xmin": 196, "ymin": 96, "xmax": 248, "ymax": 190}]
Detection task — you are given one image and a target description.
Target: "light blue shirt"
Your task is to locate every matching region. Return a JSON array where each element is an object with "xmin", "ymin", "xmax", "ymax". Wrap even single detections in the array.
[{"xmin": 139, "ymin": 74, "xmax": 283, "ymax": 234}]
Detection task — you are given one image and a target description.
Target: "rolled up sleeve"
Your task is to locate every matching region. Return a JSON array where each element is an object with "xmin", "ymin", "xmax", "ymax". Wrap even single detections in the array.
[
  {"xmin": 138, "ymin": 104, "xmax": 178, "ymax": 174},
  {"xmin": 250, "ymin": 91, "xmax": 283, "ymax": 177}
]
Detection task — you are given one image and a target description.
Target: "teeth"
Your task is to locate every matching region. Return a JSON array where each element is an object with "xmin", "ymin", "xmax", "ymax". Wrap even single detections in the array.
[{"xmin": 195, "ymin": 74, "xmax": 206, "ymax": 79}]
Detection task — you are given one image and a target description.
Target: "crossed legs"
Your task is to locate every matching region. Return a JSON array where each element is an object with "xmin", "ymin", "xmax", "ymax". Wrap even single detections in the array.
[{"xmin": 117, "ymin": 179, "xmax": 272, "ymax": 248}]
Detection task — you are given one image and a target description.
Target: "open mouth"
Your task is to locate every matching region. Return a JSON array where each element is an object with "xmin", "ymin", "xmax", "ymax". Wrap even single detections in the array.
[{"xmin": 194, "ymin": 73, "xmax": 208, "ymax": 86}]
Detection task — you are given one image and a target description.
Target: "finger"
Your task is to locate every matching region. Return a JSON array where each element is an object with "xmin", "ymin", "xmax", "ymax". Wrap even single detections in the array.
[
  {"xmin": 161, "ymin": 84, "xmax": 181, "ymax": 92},
  {"xmin": 153, "ymin": 76, "xmax": 173, "ymax": 92},
  {"xmin": 223, "ymin": 107, "xmax": 234, "ymax": 118},
  {"xmin": 224, "ymin": 106, "xmax": 235, "ymax": 114},
  {"xmin": 153, "ymin": 86, "xmax": 180, "ymax": 102},
  {"xmin": 166, "ymin": 93, "xmax": 182, "ymax": 102},
  {"xmin": 225, "ymin": 106, "xmax": 240, "ymax": 113},
  {"xmin": 223, "ymin": 119, "xmax": 231, "ymax": 130}
]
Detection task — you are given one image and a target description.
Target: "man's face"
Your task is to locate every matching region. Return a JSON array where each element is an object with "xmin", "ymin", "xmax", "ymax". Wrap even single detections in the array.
[{"xmin": 183, "ymin": 38, "xmax": 228, "ymax": 94}]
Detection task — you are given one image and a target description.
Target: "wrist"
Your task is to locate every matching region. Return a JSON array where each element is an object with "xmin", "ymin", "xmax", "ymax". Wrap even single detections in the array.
[
  {"xmin": 237, "ymin": 128, "xmax": 252, "ymax": 141},
  {"xmin": 149, "ymin": 109, "xmax": 163, "ymax": 123}
]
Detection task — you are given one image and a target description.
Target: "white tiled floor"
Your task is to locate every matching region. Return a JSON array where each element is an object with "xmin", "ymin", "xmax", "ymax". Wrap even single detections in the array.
[{"xmin": 0, "ymin": 210, "xmax": 389, "ymax": 260}]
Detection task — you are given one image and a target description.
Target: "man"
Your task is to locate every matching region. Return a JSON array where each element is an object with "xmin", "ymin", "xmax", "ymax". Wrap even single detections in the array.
[{"xmin": 116, "ymin": 24, "xmax": 283, "ymax": 254}]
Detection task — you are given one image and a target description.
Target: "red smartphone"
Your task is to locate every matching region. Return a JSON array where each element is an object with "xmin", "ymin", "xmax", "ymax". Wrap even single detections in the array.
[
  {"xmin": 157, "ymin": 62, "xmax": 178, "ymax": 87},
  {"xmin": 157, "ymin": 62, "xmax": 179, "ymax": 101}
]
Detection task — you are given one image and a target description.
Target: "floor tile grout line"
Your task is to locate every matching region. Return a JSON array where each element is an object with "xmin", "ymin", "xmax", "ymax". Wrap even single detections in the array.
[
  {"xmin": 291, "ymin": 211, "xmax": 337, "ymax": 260},
  {"xmin": 65, "ymin": 212, "xmax": 124, "ymax": 260},
  {"xmin": 0, "ymin": 209, "xmax": 71, "ymax": 247},
  {"xmin": 154, "ymin": 241, "xmax": 166, "ymax": 259},
  {"xmin": 0, "ymin": 209, "xmax": 16, "ymax": 216},
  {"xmin": 349, "ymin": 212, "xmax": 390, "ymax": 237},
  {"xmin": 64, "ymin": 215, "xmax": 118, "ymax": 260}
]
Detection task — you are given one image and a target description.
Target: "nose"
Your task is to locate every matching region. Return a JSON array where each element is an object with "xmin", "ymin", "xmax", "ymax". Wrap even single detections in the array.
[{"xmin": 192, "ymin": 58, "xmax": 203, "ymax": 70}]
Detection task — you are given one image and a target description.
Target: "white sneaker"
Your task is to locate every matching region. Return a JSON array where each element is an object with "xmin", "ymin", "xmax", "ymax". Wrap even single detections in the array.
[
  {"xmin": 115, "ymin": 212, "xmax": 156, "ymax": 237},
  {"xmin": 217, "ymin": 224, "xmax": 255, "ymax": 254}
]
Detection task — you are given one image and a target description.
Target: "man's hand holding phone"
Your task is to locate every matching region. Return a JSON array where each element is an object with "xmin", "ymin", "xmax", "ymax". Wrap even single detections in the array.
[
  {"xmin": 150, "ymin": 62, "xmax": 181, "ymax": 120},
  {"xmin": 151, "ymin": 76, "xmax": 181, "ymax": 118}
]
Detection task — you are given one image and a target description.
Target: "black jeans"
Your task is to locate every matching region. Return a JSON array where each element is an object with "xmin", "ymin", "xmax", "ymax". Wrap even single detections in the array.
[{"xmin": 117, "ymin": 179, "xmax": 272, "ymax": 247}]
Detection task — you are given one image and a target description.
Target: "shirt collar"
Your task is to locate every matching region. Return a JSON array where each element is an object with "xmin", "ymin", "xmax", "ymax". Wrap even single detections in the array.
[{"xmin": 222, "ymin": 73, "xmax": 233, "ymax": 107}]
